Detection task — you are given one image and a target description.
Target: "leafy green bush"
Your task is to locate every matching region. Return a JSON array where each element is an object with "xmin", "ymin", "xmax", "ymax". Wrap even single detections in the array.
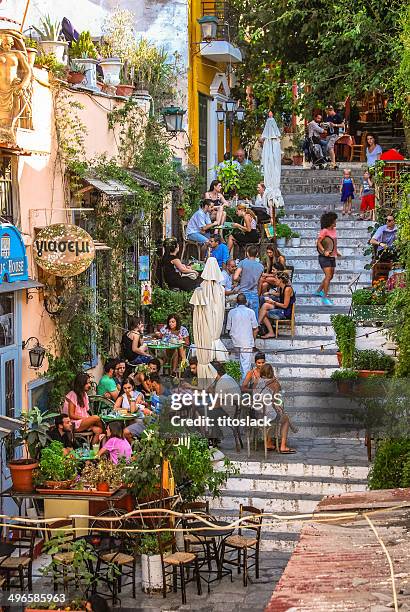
[
  {"xmin": 171, "ymin": 434, "xmax": 238, "ymax": 501},
  {"xmin": 136, "ymin": 534, "xmax": 160, "ymax": 555},
  {"xmin": 330, "ymin": 369, "xmax": 359, "ymax": 380},
  {"xmin": 275, "ymin": 223, "xmax": 293, "ymax": 239},
  {"xmin": 36, "ymin": 441, "xmax": 78, "ymax": 483},
  {"xmin": 351, "ymin": 288, "xmax": 374, "ymax": 305},
  {"xmin": 237, "ymin": 163, "xmax": 263, "ymax": 199},
  {"xmin": 70, "ymin": 31, "xmax": 98, "ymax": 59},
  {"xmin": 369, "ymin": 439, "xmax": 410, "ymax": 489},
  {"xmin": 216, "ymin": 161, "xmax": 240, "ymax": 193},
  {"xmin": 224, "ymin": 360, "xmax": 241, "ymax": 382},
  {"xmin": 331, "ymin": 314, "xmax": 356, "ymax": 368},
  {"xmin": 149, "ymin": 287, "xmax": 193, "ymax": 329},
  {"xmin": 353, "ymin": 349, "xmax": 395, "ymax": 373}
]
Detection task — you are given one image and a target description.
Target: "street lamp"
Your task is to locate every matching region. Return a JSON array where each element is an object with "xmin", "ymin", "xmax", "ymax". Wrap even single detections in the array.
[
  {"xmin": 197, "ymin": 15, "xmax": 219, "ymax": 40},
  {"xmin": 22, "ymin": 337, "xmax": 46, "ymax": 369},
  {"xmin": 215, "ymin": 100, "xmax": 246, "ymax": 156},
  {"xmin": 161, "ymin": 106, "xmax": 186, "ymax": 133}
]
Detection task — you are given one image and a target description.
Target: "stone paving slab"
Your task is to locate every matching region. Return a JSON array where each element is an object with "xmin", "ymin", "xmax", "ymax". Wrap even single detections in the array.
[{"xmin": 31, "ymin": 551, "xmax": 290, "ymax": 612}]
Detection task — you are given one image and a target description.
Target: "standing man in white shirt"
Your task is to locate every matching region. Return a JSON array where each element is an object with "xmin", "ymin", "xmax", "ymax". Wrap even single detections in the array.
[
  {"xmin": 186, "ymin": 199, "xmax": 218, "ymax": 255},
  {"xmin": 225, "ymin": 293, "xmax": 259, "ymax": 382}
]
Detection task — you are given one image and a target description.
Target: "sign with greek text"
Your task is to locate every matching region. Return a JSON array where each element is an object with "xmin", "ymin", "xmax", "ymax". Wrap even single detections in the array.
[
  {"xmin": 33, "ymin": 224, "xmax": 95, "ymax": 277},
  {"xmin": 0, "ymin": 223, "xmax": 28, "ymax": 284}
]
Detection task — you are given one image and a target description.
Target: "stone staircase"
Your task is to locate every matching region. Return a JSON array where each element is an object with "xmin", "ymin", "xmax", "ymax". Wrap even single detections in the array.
[{"xmin": 214, "ymin": 169, "xmax": 371, "ymax": 552}]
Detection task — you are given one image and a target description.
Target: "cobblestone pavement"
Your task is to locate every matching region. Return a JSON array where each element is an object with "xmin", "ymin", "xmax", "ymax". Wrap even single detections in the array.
[{"xmin": 32, "ymin": 551, "xmax": 291, "ymax": 611}]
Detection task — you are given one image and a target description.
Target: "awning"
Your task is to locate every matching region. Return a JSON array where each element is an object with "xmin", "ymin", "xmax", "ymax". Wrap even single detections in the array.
[
  {"xmin": 0, "ymin": 415, "xmax": 22, "ymax": 440},
  {"xmin": 0, "ymin": 278, "xmax": 43, "ymax": 294},
  {"xmin": 83, "ymin": 169, "xmax": 160, "ymax": 196}
]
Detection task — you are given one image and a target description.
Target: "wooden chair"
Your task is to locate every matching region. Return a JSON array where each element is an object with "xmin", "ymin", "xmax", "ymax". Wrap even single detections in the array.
[
  {"xmin": 44, "ymin": 519, "xmax": 79, "ymax": 593},
  {"xmin": 96, "ymin": 546, "xmax": 136, "ymax": 602},
  {"xmin": 273, "ymin": 303, "xmax": 295, "ymax": 338},
  {"xmin": 157, "ymin": 532, "xmax": 202, "ymax": 605},
  {"xmin": 350, "ymin": 131, "xmax": 367, "ymax": 162},
  {"xmin": 219, "ymin": 504, "xmax": 263, "ymax": 587},
  {"xmin": 0, "ymin": 528, "xmax": 36, "ymax": 591},
  {"xmin": 180, "ymin": 220, "xmax": 202, "ymax": 262}
]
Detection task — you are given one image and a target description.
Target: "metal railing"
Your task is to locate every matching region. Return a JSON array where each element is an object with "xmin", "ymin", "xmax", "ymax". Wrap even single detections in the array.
[
  {"xmin": 201, "ymin": 1, "xmax": 237, "ymax": 41},
  {"xmin": 0, "ymin": 156, "xmax": 14, "ymax": 223}
]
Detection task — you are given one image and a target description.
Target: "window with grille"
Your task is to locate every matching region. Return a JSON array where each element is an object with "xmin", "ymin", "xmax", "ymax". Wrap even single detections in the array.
[{"xmin": 0, "ymin": 156, "xmax": 14, "ymax": 223}]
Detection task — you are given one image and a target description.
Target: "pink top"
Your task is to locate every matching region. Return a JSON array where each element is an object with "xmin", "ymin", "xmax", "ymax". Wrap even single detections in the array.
[
  {"xmin": 64, "ymin": 391, "xmax": 90, "ymax": 430},
  {"xmin": 318, "ymin": 227, "xmax": 337, "ymax": 257},
  {"xmin": 103, "ymin": 437, "xmax": 132, "ymax": 464}
]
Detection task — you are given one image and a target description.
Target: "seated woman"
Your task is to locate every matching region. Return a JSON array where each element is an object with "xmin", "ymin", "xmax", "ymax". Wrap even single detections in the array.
[
  {"xmin": 158, "ymin": 313, "xmax": 190, "ymax": 376},
  {"xmin": 253, "ymin": 364, "xmax": 295, "ymax": 453},
  {"xmin": 64, "ymin": 373, "xmax": 103, "ymax": 444},
  {"xmin": 227, "ymin": 205, "xmax": 259, "ymax": 254},
  {"xmin": 258, "ymin": 272, "xmax": 295, "ymax": 339},
  {"xmin": 121, "ymin": 318, "xmax": 151, "ymax": 365},
  {"xmin": 259, "ymin": 243, "xmax": 286, "ymax": 294},
  {"xmin": 114, "ymin": 377, "xmax": 148, "ymax": 413},
  {"xmin": 205, "ymin": 179, "xmax": 229, "ymax": 228},
  {"xmin": 161, "ymin": 239, "xmax": 200, "ymax": 292},
  {"xmin": 98, "ymin": 422, "xmax": 132, "ymax": 464},
  {"xmin": 113, "ymin": 360, "xmax": 126, "ymax": 390}
]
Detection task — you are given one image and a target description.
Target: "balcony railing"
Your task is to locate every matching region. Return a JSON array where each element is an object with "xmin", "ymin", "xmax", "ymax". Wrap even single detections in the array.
[
  {"xmin": 0, "ymin": 156, "xmax": 14, "ymax": 224},
  {"xmin": 201, "ymin": 1, "xmax": 237, "ymax": 42}
]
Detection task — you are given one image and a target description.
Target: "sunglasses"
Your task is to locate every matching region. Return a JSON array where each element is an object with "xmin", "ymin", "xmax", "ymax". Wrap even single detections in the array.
[{"xmin": 387, "ymin": 218, "xmax": 394, "ymax": 222}]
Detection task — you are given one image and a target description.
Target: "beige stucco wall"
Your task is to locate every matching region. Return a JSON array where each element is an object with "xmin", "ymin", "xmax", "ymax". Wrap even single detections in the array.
[{"xmin": 15, "ymin": 68, "xmax": 128, "ymax": 408}]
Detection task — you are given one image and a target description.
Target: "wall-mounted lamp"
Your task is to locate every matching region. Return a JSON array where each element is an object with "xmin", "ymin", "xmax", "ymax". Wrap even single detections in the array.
[
  {"xmin": 197, "ymin": 15, "xmax": 219, "ymax": 40},
  {"xmin": 161, "ymin": 106, "xmax": 186, "ymax": 133},
  {"xmin": 22, "ymin": 337, "xmax": 46, "ymax": 369}
]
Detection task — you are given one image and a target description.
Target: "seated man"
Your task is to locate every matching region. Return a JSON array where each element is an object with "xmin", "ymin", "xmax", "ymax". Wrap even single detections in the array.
[
  {"xmin": 97, "ymin": 359, "xmax": 120, "ymax": 401},
  {"xmin": 186, "ymin": 199, "xmax": 218, "ymax": 249},
  {"xmin": 220, "ymin": 259, "xmax": 238, "ymax": 305},
  {"xmin": 180, "ymin": 356, "xmax": 198, "ymax": 389},
  {"xmin": 209, "ymin": 234, "xmax": 229, "ymax": 270},
  {"xmin": 370, "ymin": 214, "xmax": 398, "ymax": 262},
  {"xmin": 48, "ymin": 413, "xmax": 79, "ymax": 454}
]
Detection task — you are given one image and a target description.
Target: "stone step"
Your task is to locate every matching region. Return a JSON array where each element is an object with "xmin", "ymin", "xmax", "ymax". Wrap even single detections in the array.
[
  {"xmin": 290, "ymin": 422, "xmax": 364, "ymax": 438},
  {"xmin": 291, "ymin": 280, "xmax": 368, "ymax": 293},
  {"xmin": 286, "ymin": 228, "xmax": 370, "ymax": 238},
  {"xmin": 296, "ymin": 295, "xmax": 351, "ymax": 306},
  {"xmin": 298, "ymin": 237, "xmax": 368, "ymax": 247},
  {"xmin": 222, "ymin": 473, "xmax": 367, "ymax": 496},
  {"xmin": 284, "ymin": 256, "xmax": 367, "ymax": 270},
  {"xmin": 209, "ymin": 490, "xmax": 331, "ymax": 513},
  {"xmin": 267, "ymin": 363, "xmax": 338, "ymax": 377},
  {"xmin": 283, "ymin": 246, "xmax": 360, "ymax": 256},
  {"xmin": 255, "ymin": 335, "xmax": 332, "ymax": 350},
  {"xmin": 294, "ymin": 311, "xmax": 343, "ymax": 323},
  {"xmin": 289, "ymin": 322, "xmax": 334, "ymax": 335},
  {"xmin": 227, "ymin": 347, "xmax": 338, "ymax": 366},
  {"xmin": 282, "ymin": 219, "xmax": 372, "ymax": 229},
  {"xmin": 292, "ymin": 270, "xmax": 370, "ymax": 283}
]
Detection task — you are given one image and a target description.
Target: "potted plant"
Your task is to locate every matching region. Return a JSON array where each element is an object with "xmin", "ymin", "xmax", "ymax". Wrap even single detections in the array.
[
  {"xmin": 331, "ymin": 314, "xmax": 356, "ymax": 368},
  {"xmin": 275, "ymin": 223, "xmax": 292, "ymax": 247},
  {"xmin": 351, "ymin": 281, "xmax": 389, "ymax": 324},
  {"xmin": 8, "ymin": 407, "xmax": 56, "ymax": 492},
  {"xmin": 236, "ymin": 164, "xmax": 263, "ymax": 200},
  {"xmin": 33, "ymin": 16, "xmax": 68, "ymax": 64},
  {"xmin": 67, "ymin": 61, "xmax": 86, "ymax": 85},
  {"xmin": 35, "ymin": 441, "xmax": 78, "ymax": 489},
  {"xmin": 24, "ymin": 36, "xmax": 38, "ymax": 67},
  {"xmin": 137, "ymin": 534, "xmax": 164, "ymax": 593},
  {"xmin": 290, "ymin": 231, "xmax": 301, "ymax": 247},
  {"xmin": 330, "ymin": 369, "xmax": 359, "ymax": 394},
  {"xmin": 99, "ymin": 57, "xmax": 122, "ymax": 86},
  {"xmin": 116, "ymin": 61, "xmax": 134, "ymax": 97},
  {"xmin": 69, "ymin": 31, "xmax": 98, "ymax": 90},
  {"xmin": 79, "ymin": 459, "xmax": 124, "ymax": 492},
  {"xmin": 26, "ymin": 598, "xmax": 86, "ymax": 611},
  {"xmin": 353, "ymin": 349, "xmax": 395, "ymax": 377}
]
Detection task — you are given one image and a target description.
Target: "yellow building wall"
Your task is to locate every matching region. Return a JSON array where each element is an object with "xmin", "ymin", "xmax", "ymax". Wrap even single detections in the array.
[{"xmin": 188, "ymin": 0, "xmax": 227, "ymax": 167}]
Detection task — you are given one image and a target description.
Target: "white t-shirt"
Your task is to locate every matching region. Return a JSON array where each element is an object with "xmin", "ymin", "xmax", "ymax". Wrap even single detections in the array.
[
  {"xmin": 121, "ymin": 391, "xmax": 144, "ymax": 410},
  {"xmin": 187, "ymin": 208, "xmax": 211, "ymax": 235},
  {"xmin": 226, "ymin": 304, "xmax": 258, "ymax": 348}
]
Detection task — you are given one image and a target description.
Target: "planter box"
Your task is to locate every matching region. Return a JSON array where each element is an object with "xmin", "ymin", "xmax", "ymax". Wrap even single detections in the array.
[
  {"xmin": 357, "ymin": 370, "xmax": 387, "ymax": 378},
  {"xmin": 141, "ymin": 553, "xmax": 167, "ymax": 593},
  {"xmin": 351, "ymin": 304, "xmax": 388, "ymax": 325}
]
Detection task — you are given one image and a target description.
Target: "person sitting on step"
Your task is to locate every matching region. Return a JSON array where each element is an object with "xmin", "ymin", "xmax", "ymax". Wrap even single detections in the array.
[{"xmin": 258, "ymin": 272, "xmax": 295, "ymax": 338}]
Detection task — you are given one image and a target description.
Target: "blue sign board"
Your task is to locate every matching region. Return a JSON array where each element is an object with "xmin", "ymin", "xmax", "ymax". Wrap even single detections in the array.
[
  {"xmin": 138, "ymin": 255, "xmax": 150, "ymax": 281},
  {"xmin": 0, "ymin": 224, "xmax": 28, "ymax": 284}
]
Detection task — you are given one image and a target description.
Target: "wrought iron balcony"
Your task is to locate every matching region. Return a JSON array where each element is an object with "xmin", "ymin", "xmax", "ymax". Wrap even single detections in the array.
[{"xmin": 201, "ymin": 1, "xmax": 237, "ymax": 42}]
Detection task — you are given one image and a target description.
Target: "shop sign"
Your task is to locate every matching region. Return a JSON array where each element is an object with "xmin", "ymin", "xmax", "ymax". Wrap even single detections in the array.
[
  {"xmin": 0, "ymin": 223, "xmax": 28, "ymax": 284},
  {"xmin": 33, "ymin": 224, "xmax": 95, "ymax": 277}
]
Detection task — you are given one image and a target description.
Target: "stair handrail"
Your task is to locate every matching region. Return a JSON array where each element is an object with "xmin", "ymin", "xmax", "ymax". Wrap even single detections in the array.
[{"xmin": 348, "ymin": 272, "xmax": 363, "ymax": 316}]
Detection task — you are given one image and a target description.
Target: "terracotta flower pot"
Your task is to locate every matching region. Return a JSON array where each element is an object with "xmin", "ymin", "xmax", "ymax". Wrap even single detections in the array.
[
  {"xmin": 116, "ymin": 84, "xmax": 134, "ymax": 97},
  {"xmin": 336, "ymin": 351, "xmax": 342, "ymax": 367},
  {"xmin": 336, "ymin": 380, "xmax": 354, "ymax": 395},
  {"xmin": 357, "ymin": 370, "xmax": 387, "ymax": 378},
  {"xmin": 8, "ymin": 459, "xmax": 38, "ymax": 492},
  {"xmin": 43, "ymin": 479, "xmax": 73, "ymax": 490},
  {"xmin": 26, "ymin": 48, "xmax": 37, "ymax": 67},
  {"xmin": 96, "ymin": 482, "xmax": 110, "ymax": 492},
  {"xmin": 67, "ymin": 71, "xmax": 85, "ymax": 85},
  {"xmin": 292, "ymin": 154, "xmax": 304, "ymax": 166}
]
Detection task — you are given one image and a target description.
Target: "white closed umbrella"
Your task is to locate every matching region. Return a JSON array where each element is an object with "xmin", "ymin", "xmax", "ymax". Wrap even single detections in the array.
[
  {"xmin": 189, "ymin": 257, "xmax": 229, "ymax": 382},
  {"xmin": 261, "ymin": 114, "xmax": 284, "ymax": 210}
]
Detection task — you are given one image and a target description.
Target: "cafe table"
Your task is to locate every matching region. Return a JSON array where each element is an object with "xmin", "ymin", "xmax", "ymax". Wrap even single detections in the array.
[
  {"xmin": 100, "ymin": 412, "xmax": 137, "ymax": 425},
  {"xmin": 214, "ymin": 221, "xmax": 235, "ymax": 231}
]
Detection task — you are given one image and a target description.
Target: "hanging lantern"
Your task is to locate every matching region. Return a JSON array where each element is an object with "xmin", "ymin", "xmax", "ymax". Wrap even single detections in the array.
[
  {"xmin": 225, "ymin": 99, "xmax": 237, "ymax": 113},
  {"xmin": 216, "ymin": 107, "xmax": 226, "ymax": 122},
  {"xmin": 236, "ymin": 105, "xmax": 246, "ymax": 122},
  {"xmin": 161, "ymin": 106, "xmax": 186, "ymax": 133},
  {"xmin": 22, "ymin": 337, "xmax": 46, "ymax": 369},
  {"xmin": 197, "ymin": 15, "xmax": 219, "ymax": 40}
]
